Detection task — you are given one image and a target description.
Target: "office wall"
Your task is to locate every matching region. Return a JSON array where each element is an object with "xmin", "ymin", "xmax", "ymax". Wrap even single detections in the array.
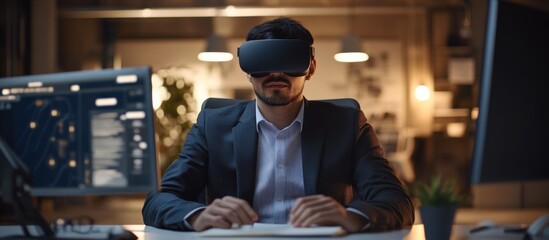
[{"xmin": 117, "ymin": 39, "xmax": 407, "ymax": 129}]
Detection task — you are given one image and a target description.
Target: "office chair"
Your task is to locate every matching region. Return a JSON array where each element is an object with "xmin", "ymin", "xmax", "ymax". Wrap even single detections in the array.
[
  {"xmin": 381, "ymin": 127, "xmax": 416, "ymax": 183},
  {"xmin": 201, "ymin": 98, "xmax": 415, "ymax": 182},
  {"xmin": 201, "ymin": 97, "xmax": 360, "ymax": 110}
]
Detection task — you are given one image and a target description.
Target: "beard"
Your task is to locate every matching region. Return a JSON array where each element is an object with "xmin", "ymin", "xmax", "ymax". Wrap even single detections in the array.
[{"xmin": 254, "ymin": 76, "xmax": 302, "ymax": 106}]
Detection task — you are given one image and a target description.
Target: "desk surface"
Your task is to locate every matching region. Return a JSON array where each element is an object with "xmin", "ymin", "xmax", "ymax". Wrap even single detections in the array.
[{"xmin": 0, "ymin": 224, "xmax": 526, "ymax": 240}]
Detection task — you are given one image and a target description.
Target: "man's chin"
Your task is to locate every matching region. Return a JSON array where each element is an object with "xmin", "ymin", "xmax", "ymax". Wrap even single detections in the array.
[
  {"xmin": 263, "ymin": 99, "xmax": 291, "ymax": 106},
  {"xmin": 258, "ymin": 95, "xmax": 292, "ymax": 106}
]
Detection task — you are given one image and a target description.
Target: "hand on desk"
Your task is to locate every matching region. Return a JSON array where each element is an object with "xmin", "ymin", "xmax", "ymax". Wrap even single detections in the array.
[
  {"xmin": 189, "ymin": 195, "xmax": 368, "ymax": 233},
  {"xmin": 189, "ymin": 196, "xmax": 259, "ymax": 231},
  {"xmin": 290, "ymin": 195, "xmax": 369, "ymax": 233}
]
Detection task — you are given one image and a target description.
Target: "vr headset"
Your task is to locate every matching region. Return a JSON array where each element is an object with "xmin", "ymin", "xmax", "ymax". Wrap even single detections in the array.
[{"xmin": 238, "ymin": 39, "xmax": 314, "ymax": 78}]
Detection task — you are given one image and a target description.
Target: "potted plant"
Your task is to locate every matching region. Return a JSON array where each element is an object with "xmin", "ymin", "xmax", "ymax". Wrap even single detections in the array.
[{"xmin": 416, "ymin": 176, "xmax": 464, "ymax": 240}]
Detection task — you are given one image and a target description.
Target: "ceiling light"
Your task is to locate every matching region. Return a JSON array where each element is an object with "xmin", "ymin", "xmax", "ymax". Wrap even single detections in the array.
[
  {"xmin": 197, "ymin": 34, "xmax": 233, "ymax": 62},
  {"xmin": 334, "ymin": 35, "xmax": 369, "ymax": 63},
  {"xmin": 334, "ymin": 0, "xmax": 368, "ymax": 63}
]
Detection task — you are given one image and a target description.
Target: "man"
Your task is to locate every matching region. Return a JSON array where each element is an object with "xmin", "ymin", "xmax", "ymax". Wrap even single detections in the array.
[{"xmin": 142, "ymin": 17, "xmax": 414, "ymax": 233}]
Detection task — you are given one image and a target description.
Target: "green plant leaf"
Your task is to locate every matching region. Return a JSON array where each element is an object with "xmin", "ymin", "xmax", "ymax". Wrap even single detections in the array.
[{"xmin": 415, "ymin": 176, "xmax": 463, "ymax": 206}]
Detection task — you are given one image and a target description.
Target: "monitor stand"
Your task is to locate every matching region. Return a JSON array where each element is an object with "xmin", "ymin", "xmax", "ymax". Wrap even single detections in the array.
[{"xmin": 1, "ymin": 137, "xmax": 54, "ymax": 239}]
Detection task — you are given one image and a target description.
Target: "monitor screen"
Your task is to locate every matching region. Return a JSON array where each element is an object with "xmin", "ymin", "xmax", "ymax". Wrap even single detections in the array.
[
  {"xmin": 0, "ymin": 67, "xmax": 158, "ymax": 196},
  {"xmin": 471, "ymin": 0, "xmax": 549, "ymax": 183}
]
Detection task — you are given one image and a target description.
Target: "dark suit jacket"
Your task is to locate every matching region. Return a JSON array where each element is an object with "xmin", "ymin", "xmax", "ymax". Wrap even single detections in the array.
[{"xmin": 142, "ymin": 99, "xmax": 415, "ymax": 232}]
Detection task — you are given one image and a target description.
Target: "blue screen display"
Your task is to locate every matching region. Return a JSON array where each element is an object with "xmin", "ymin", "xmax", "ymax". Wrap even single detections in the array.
[{"xmin": 0, "ymin": 67, "xmax": 158, "ymax": 196}]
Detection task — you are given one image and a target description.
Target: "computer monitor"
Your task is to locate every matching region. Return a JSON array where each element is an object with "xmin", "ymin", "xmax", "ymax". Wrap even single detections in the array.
[
  {"xmin": 0, "ymin": 67, "xmax": 158, "ymax": 196},
  {"xmin": 471, "ymin": 0, "xmax": 549, "ymax": 184}
]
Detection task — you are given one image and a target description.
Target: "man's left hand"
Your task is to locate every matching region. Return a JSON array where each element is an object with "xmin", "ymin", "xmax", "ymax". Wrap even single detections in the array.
[{"xmin": 289, "ymin": 195, "xmax": 368, "ymax": 233}]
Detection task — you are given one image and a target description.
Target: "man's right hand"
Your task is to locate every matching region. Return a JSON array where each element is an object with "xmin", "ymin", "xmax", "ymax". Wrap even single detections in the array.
[{"xmin": 188, "ymin": 196, "xmax": 259, "ymax": 231}]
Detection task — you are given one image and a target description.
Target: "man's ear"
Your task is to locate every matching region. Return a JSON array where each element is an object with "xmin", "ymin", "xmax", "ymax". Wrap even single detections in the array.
[{"xmin": 306, "ymin": 59, "xmax": 316, "ymax": 80}]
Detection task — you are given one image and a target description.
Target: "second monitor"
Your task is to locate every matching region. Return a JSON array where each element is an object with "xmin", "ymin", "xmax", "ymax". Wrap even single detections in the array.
[{"xmin": 0, "ymin": 67, "xmax": 158, "ymax": 196}]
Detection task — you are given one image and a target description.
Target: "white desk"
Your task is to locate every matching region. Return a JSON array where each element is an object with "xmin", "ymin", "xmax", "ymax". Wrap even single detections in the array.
[{"xmin": 0, "ymin": 224, "xmax": 526, "ymax": 240}]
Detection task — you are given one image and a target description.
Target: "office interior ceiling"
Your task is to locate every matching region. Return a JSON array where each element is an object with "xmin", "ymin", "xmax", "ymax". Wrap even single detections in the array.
[
  {"xmin": 58, "ymin": 0, "xmax": 465, "ymax": 8},
  {"xmin": 57, "ymin": 0, "xmax": 466, "ymax": 39}
]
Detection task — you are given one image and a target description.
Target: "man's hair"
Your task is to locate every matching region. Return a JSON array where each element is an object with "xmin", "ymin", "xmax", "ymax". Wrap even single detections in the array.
[{"xmin": 246, "ymin": 17, "xmax": 314, "ymax": 46}]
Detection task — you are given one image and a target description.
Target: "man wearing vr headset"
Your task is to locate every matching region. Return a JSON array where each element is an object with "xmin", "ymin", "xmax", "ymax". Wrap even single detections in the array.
[{"xmin": 143, "ymin": 17, "xmax": 414, "ymax": 233}]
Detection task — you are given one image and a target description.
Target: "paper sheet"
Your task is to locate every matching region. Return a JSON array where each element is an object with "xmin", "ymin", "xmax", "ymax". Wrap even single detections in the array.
[{"xmin": 198, "ymin": 223, "xmax": 346, "ymax": 237}]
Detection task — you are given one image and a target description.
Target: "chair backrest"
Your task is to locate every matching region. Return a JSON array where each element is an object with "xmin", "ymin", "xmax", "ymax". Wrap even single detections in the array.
[
  {"xmin": 201, "ymin": 97, "xmax": 360, "ymax": 110},
  {"xmin": 380, "ymin": 127, "xmax": 416, "ymax": 182}
]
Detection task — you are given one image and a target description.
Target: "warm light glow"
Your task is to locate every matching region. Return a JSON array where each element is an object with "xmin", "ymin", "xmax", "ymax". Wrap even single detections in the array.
[
  {"xmin": 48, "ymin": 158, "xmax": 56, "ymax": 168},
  {"xmin": 197, "ymin": 52, "xmax": 234, "ymax": 62},
  {"xmin": 163, "ymin": 137, "xmax": 174, "ymax": 147},
  {"xmin": 334, "ymin": 52, "xmax": 369, "ymax": 62},
  {"xmin": 155, "ymin": 109, "xmax": 164, "ymax": 119},
  {"xmin": 142, "ymin": 8, "xmax": 151, "ymax": 17},
  {"xmin": 69, "ymin": 159, "xmax": 77, "ymax": 168},
  {"xmin": 225, "ymin": 5, "xmax": 236, "ymax": 15},
  {"xmin": 447, "ymin": 122, "xmax": 466, "ymax": 137},
  {"xmin": 415, "ymin": 84, "xmax": 430, "ymax": 101},
  {"xmin": 471, "ymin": 107, "xmax": 479, "ymax": 120},
  {"xmin": 176, "ymin": 105, "xmax": 187, "ymax": 115},
  {"xmin": 151, "ymin": 74, "xmax": 167, "ymax": 110},
  {"xmin": 169, "ymin": 129, "xmax": 179, "ymax": 139}
]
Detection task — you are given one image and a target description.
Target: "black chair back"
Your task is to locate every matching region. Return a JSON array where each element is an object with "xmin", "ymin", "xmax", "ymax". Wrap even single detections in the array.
[{"xmin": 201, "ymin": 98, "xmax": 360, "ymax": 110}]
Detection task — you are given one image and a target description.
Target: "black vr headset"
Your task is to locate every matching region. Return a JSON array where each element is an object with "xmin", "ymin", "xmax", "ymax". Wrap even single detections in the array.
[{"xmin": 238, "ymin": 39, "xmax": 314, "ymax": 78}]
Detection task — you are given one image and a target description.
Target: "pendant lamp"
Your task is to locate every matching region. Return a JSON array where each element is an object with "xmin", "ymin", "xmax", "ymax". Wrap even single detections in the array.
[
  {"xmin": 334, "ymin": 34, "xmax": 369, "ymax": 62},
  {"xmin": 334, "ymin": 0, "xmax": 368, "ymax": 63},
  {"xmin": 197, "ymin": 33, "xmax": 233, "ymax": 62}
]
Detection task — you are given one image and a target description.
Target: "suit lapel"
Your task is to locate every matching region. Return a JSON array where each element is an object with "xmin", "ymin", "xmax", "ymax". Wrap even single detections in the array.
[
  {"xmin": 301, "ymin": 100, "xmax": 326, "ymax": 195},
  {"xmin": 233, "ymin": 101, "xmax": 258, "ymax": 204}
]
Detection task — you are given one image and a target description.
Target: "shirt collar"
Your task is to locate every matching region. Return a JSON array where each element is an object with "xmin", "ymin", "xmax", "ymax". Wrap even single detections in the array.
[{"xmin": 255, "ymin": 100, "xmax": 304, "ymax": 132}]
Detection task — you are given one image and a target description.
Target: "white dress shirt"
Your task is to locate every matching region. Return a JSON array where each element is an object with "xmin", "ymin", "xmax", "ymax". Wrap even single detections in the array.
[{"xmin": 253, "ymin": 102, "xmax": 305, "ymax": 223}]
